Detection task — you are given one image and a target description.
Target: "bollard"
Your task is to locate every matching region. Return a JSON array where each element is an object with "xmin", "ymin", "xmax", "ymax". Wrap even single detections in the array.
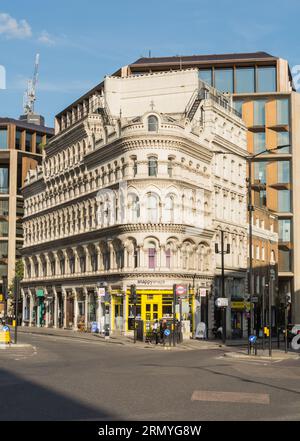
[{"xmin": 0, "ymin": 325, "xmax": 11, "ymax": 346}]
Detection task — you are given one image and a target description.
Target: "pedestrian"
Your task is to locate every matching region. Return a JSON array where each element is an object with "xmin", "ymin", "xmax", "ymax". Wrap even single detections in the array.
[{"xmin": 153, "ymin": 320, "xmax": 159, "ymax": 344}]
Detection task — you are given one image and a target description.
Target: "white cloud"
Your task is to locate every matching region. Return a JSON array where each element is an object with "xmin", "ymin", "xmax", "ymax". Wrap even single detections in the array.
[
  {"xmin": 38, "ymin": 30, "xmax": 55, "ymax": 46},
  {"xmin": 0, "ymin": 12, "xmax": 32, "ymax": 39}
]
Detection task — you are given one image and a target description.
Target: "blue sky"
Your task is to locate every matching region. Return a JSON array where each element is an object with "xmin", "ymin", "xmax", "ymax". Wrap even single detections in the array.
[{"xmin": 0, "ymin": 0, "xmax": 299, "ymax": 126}]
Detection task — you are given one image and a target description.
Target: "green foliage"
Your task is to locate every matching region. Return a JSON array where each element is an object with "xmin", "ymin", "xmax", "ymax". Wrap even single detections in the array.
[{"xmin": 8, "ymin": 259, "xmax": 24, "ymax": 299}]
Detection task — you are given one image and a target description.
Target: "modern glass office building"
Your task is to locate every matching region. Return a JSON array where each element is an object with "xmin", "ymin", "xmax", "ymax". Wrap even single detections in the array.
[
  {"xmin": 122, "ymin": 52, "xmax": 300, "ymax": 323},
  {"xmin": 0, "ymin": 118, "xmax": 53, "ymax": 307}
]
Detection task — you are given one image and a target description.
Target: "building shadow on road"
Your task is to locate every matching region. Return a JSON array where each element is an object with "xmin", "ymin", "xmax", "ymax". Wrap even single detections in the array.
[{"xmin": 0, "ymin": 367, "xmax": 117, "ymax": 421}]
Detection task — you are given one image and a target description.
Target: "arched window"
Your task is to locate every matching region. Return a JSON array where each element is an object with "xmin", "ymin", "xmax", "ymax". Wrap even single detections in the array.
[
  {"xmin": 165, "ymin": 195, "xmax": 174, "ymax": 223},
  {"xmin": 148, "ymin": 242, "xmax": 156, "ymax": 269},
  {"xmin": 165, "ymin": 247, "xmax": 171, "ymax": 269},
  {"xmin": 129, "ymin": 195, "xmax": 140, "ymax": 222},
  {"xmin": 148, "ymin": 156, "xmax": 158, "ymax": 176},
  {"xmin": 148, "ymin": 115, "xmax": 158, "ymax": 132},
  {"xmin": 147, "ymin": 194, "xmax": 158, "ymax": 223}
]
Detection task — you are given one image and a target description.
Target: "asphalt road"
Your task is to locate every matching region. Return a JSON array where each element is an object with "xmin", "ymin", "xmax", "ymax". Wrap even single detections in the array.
[{"xmin": 1, "ymin": 333, "xmax": 300, "ymax": 421}]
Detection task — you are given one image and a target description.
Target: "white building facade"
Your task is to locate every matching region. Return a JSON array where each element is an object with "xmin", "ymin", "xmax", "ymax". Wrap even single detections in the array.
[{"xmin": 21, "ymin": 69, "xmax": 248, "ymax": 338}]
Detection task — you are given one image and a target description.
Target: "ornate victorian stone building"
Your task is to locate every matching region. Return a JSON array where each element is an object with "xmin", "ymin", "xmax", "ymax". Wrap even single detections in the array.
[{"xmin": 21, "ymin": 69, "xmax": 248, "ymax": 338}]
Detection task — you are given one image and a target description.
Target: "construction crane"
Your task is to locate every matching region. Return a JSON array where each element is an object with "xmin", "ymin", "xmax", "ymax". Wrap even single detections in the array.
[{"xmin": 23, "ymin": 53, "xmax": 40, "ymax": 115}]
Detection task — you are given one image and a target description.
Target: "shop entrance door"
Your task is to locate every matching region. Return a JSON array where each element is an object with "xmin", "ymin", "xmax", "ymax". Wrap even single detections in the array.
[
  {"xmin": 66, "ymin": 297, "xmax": 74, "ymax": 329},
  {"xmin": 114, "ymin": 302, "xmax": 123, "ymax": 331},
  {"xmin": 142, "ymin": 294, "xmax": 162, "ymax": 332}
]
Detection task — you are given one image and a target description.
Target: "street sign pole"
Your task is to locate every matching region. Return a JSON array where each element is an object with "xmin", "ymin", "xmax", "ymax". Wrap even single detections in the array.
[
  {"xmin": 284, "ymin": 301, "xmax": 288, "ymax": 353},
  {"xmin": 14, "ymin": 276, "xmax": 20, "ymax": 344},
  {"xmin": 269, "ymin": 277, "xmax": 272, "ymax": 357},
  {"xmin": 2, "ymin": 275, "xmax": 7, "ymax": 321},
  {"xmin": 173, "ymin": 284, "xmax": 176, "ymax": 347}
]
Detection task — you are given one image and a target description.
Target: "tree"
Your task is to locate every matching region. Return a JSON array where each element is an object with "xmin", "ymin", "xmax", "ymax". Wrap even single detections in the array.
[{"xmin": 7, "ymin": 260, "xmax": 24, "ymax": 316}]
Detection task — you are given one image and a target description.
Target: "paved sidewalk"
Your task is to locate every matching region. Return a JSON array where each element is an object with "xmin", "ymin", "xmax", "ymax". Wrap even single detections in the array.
[
  {"xmin": 17, "ymin": 326, "xmax": 128, "ymax": 345},
  {"xmin": 17, "ymin": 326, "xmax": 225, "ymax": 351},
  {"xmin": 224, "ymin": 348, "xmax": 300, "ymax": 361},
  {"xmin": 18, "ymin": 326, "xmax": 294, "ymax": 355}
]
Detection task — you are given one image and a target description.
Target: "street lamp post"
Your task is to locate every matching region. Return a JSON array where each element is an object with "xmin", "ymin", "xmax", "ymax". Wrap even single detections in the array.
[
  {"xmin": 215, "ymin": 230, "xmax": 230, "ymax": 344},
  {"xmin": 246, "ymin": 144, "xmax": 290, "ymax": 336}
]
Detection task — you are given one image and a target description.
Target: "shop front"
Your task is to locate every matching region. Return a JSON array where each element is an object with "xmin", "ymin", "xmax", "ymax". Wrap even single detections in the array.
[
  {"xmin": 36, "ymin": 289, "xmax": 45, "ymax": 327},
  {"xmin": 126, "ymin": 287, "xmax": 194, "ymax": 335},
  {"xmin": 87, "ymin": 289, "xmax": 97, "ymax": 331},
  {"xmin": 76, "ymin": 289, "xmax": 86, "ymax": 330},
  {"xmin": 111, "ymin": 290, "xmax": 124, "ymax": 332},
  {"xmin": 66, "ymin": 290, "xmax": 75, "ymax": 329},
  {"xmin": 231, "ymin": 300, "xmax": 250, "ymax": 339}
]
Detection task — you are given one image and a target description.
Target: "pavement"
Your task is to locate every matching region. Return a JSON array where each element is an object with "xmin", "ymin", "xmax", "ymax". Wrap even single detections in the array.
[
  {"xmin": 1, "ymin": 331, "xmax": 300, "ymax": 420},
  {"xmin": 16, "ymin": 325, "xmax": 223, "ymax": 351},
  {"xmin": 15, "ymin": 326, "xmax": 299, "ymax": 357}
]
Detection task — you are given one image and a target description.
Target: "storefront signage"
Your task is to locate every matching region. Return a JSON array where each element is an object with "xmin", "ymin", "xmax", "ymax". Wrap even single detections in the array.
[
  {"xmin": 231, "ymin": 301, "xmax": 251, "ymax": 310},
  {"xmin": 98, "ymin": 288, "xmax": 106, "ymax": 297},
  {"xmin": 36, "ymin": 289, "xmax": 44, "ymax": 297},
  {"xmin": 137, "ymin": 280, "xmax": 166, "ymax": 285},
  {"xmin": 215, "ymin": 298, "xmax": 229, "ymax": 308}
]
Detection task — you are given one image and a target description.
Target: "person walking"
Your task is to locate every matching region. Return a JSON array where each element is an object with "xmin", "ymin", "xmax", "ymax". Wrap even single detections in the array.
[{"xmin": 153, "ymin": 320, "xmax": 159, "ymax": 344}]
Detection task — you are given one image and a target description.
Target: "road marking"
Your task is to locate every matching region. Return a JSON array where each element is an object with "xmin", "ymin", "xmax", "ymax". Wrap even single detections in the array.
[{"xmin": 191, "ymin": 390, "xmax": 270, "ymax": 404}]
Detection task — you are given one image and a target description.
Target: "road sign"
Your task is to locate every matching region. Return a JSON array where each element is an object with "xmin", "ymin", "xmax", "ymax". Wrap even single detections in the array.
[
  {"xmin": 164, "ymin": 329, "xmax": 171, "ymax": 337},
  {"xmin": 252, "ymin": 296, "xmax": 259, "ymax": 303},
  {"xmin": 2, "ymin": 325, "xmax": 9, "ymax": 332},
  {"xmin": 249, "ymin": 335, "xmax": 257, "ymax": 344},
  {"xmin": 91, "ymin": 322, "xmax": 98, "ymax": 333},
  {"xmin": 215, "ymin": 298, "xmax": 229, "ymax": 308},
  {"xmin": 175, "ymin": 284, "xmax": 187, "ymax": 296}
]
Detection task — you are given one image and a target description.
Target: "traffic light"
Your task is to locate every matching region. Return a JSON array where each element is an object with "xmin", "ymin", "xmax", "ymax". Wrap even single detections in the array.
[
  {"xmin": 130, "ymin": 284, "xmax": 137, "ymax": 304},
  {"xmin": 104, "ymin": 291, "xmax": 110, "ymax": 303}
]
